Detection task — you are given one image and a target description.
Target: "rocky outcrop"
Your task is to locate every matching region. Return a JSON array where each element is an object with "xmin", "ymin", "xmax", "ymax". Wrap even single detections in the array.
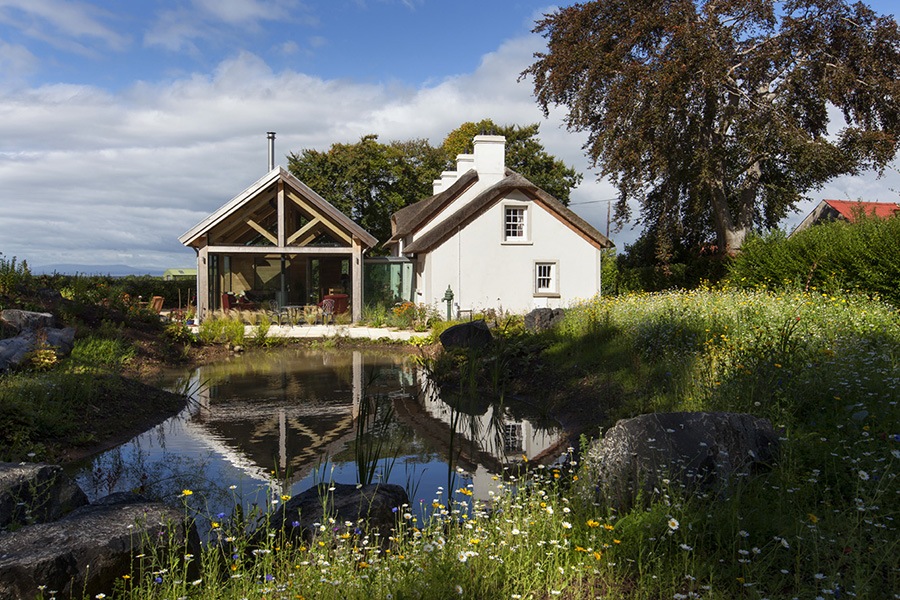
[
  {"xmin": 0, "ymin": 498, "xmax": 197, "ymax": 600},
  {"xmin": 524, "ymin": 308, "xmax": 566, "ymax": 332},
  {"xmin": 0, "ymin": 309, "xmax": 56, "ymax": 331},
  {"xmin": 0, "ymin": 464, "xmax": 198, "ymax": 600},
  {"xmin": 579, "ymin": 412, "xmax": 779, "ymax": 511},
  {"xmin": 0, "ymin": 463, "xmax": 88, "ymax": 530},
  {"xmin": 268, "ymin": 482, "xmax": 408, "ymax": 542},
  {"xmin": 439, "ymin": 320, "xmax": 493, "ymax": 350},
  {"xmin": 0, "ymin": 309, "xmax": 76, "ymax": 373}
]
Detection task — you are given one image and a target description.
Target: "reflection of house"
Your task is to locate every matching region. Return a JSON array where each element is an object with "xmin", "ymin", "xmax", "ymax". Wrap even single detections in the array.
[
  {"xmin": 415, "ymin": 376, "xmax": 563, "ymax": 499},
  {"xmin": 179, "ymin": 155, "xmax": 378, "ymax": 322},
  {"xmin": 386, "ymin": 135, "xmax": 614, "ymax": 314},
  {"xmin": 791, "ymin": 199, "xmax": 900, "ymax": 235},
  {"xmin": 184, "ymin": 350, "xmax": 369, "ymax": 494}
]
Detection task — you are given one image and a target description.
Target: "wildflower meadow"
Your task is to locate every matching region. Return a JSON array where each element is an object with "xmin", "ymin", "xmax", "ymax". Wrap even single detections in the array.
[{"xmin": 30, "ymin": 287, "xmax": 899, "ymax": 599}]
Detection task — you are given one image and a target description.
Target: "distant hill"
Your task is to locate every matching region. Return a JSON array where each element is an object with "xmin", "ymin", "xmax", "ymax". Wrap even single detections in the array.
[{"xmin": 30, "ymin": 264, "xmax": 166, "ymax": 277}]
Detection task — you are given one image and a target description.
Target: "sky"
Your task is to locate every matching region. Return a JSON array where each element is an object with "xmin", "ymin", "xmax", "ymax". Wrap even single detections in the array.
[{"xmin": 1, "ymin": 0, "xmax": 898, "ymax": 273}]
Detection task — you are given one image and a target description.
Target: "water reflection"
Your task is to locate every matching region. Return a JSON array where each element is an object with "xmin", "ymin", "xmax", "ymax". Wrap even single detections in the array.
[{"xmin": 71, "ymin": 348, "xmax": 566, "ymax": 519}]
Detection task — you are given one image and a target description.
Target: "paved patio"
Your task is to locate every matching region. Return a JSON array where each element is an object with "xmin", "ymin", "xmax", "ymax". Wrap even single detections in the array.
[{"xmin": 244, "ymin": 324, "xmax": 421, "ymax": 341}]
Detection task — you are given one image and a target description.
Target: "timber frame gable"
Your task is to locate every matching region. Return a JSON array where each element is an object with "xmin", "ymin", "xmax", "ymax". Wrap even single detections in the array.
[{"xmin": 180, "ymin": 167, "xmax": 377, "ymax": 322}]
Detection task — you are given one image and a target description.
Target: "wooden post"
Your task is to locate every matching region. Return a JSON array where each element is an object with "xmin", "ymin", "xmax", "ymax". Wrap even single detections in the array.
[
  {"xmin": 352, "ymin": 239, "xmax": 363, "ymax": 322},
  {"xmin": 197, "ymin": 243, "xmax": 210, "ymax": 321}
]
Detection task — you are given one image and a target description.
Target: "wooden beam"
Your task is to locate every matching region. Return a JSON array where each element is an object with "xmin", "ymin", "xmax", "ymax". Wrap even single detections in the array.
[
  {"xmin": 247, "ymin": 219, "xmax": 277, "ymax": 245},
  {"xmin": 286, "ymin": 189, "xmax": 352, "ymax": 245},
  {"xmin": 205, "ymin": 245, "xmax": 354, "ymax": 255},
  {"xmin": 277, "ymin": 180, "xmax": 285, "ymax": 247},
  {"xmin": 211, "ymin": 192, "xmax": 277, "ymax": 242},
  {"xmin": 286, "ymin": 217, "xmax": 321, "ymax": 245},
  {"xmin": 197, "ymin": 246, "xmax": 209, "ymax": 321},
  {"xmin": 351, "ymin": 240, "xmax": 362, "ymax": 322}
]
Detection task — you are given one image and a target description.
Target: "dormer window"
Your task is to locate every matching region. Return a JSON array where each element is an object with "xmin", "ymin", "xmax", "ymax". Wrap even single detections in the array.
[{"xmin": 503, "ymin": 204, "xmax": 529, "ymax": 242}]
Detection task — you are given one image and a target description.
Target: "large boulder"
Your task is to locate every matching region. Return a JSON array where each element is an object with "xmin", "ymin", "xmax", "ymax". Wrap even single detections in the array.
[
  {"xmin": 439, "ymin": 320, "xmax": 493, "ymax": 350},
  {"xmin": 0, "ymin": 309, "xmax": 55, "ymax": 332},
  {"xmin": 0, "ymin": 496, "xmax": 198, "ymax": 600},
  {"xmin": 579, "ymin": 412, "xmax": 779, "ymax": 511},
  {"xmin": 524, "ymin": 308, "xmax": 566, "ymax": 332},
  {"xmin": 0, "ymin": 336, "xmax": 33, "ymax": 374},
  {"xmin": 268, "ymin": 482, "xmax": 408, "ymax": 542},
  {"xmin": 0, "ymin": 328, "xmax": 77, "ymax": 373},
  {"xmin": 0, "ymin": 463, "xmax": 88, "ymax": 530}
]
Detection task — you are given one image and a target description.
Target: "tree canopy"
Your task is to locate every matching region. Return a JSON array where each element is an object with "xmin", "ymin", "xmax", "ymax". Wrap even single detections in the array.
[
  {"xmin": 287, "ymin": 122, "xmax": 582, "ymax": 251},
  {"xmin": 523, "ymin": 0, "xmax": 900, "ymax": 255},
  {"xmin": 287, "ymin": 135, "xmax": 446, "ymax": 248}
]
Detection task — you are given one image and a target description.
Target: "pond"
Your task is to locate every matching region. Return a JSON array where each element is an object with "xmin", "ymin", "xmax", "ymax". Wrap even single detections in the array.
[{"xmin": 68, "ymin": 348, "xmax": 567, "ymax": 523}]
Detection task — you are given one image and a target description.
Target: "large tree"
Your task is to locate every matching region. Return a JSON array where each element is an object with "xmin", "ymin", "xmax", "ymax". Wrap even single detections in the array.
[
  {"xmin": 287, "ymin": 135, "xmax": 446, "ymax": 250},
  {"xmin": 523, "ymin": 0, "xmax": 900, "ymax": 253}
]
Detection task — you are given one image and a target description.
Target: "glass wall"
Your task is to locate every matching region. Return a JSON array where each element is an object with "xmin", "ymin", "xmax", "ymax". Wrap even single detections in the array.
[{"xmin": 364, "ymin": 258, "xmax": 414, "ymax": 308}]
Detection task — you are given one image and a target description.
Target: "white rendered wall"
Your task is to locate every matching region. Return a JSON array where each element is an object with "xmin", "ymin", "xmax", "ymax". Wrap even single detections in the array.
[{"xmin": 421, "ymin": 192, "xmax": 602, "ymax": 314}]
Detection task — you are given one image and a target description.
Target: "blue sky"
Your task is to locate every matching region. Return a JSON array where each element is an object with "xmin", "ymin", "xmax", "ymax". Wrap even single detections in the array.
[{"xmin": 1, "ymin": 0, "xmax": 898, "ymax": 271}]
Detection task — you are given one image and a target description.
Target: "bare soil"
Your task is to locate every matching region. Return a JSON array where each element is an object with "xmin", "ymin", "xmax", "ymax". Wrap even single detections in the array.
[{"xmin": 57, "ymin": 331, "xmax": 229, "ymax": 464}]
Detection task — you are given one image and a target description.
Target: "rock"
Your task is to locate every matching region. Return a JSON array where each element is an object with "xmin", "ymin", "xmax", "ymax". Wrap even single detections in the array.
[
  {"xmin": 0, "ymin": 336, "xmax": 33, "ymax": 374},
  {"xmin": 0, "ymin": 463, "xmax": 88, "ymax": 530},
  {"xmin": 0, "ymin": 497, "xmax": 198, "ymax": 600},
  {"xmin": 579, "ymin": 412, "xmax": 779, "ymax": 511},
  {"xmin": 268, "ymin": 483, "xmax": 408, "ymax": 542},
  {"xmin": 0, "ymin": 326, "xmax": 76, "ymax": 373},
  {"xmin": 43, "ymin": 326, "xmax": 76, "ymax": 356},
  {"xmin": 0, "ymin": 309, "xmax": 55, "ymax": 332},
  {"xmin": 524, "ymin": 308, "xmax": 566, "ymax": 332},
  {"xmin": 439, "ymin": 320, "xmax": 492, "ymax": 350}
]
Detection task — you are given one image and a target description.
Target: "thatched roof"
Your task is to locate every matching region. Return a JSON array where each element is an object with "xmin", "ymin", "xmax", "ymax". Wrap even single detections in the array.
[
  {"xmin": 386, "ymin": 169, "xmax": 480, "ymax": 245},
  {"xmin": 400, "ymin": 171, "xmax": 613, "ymax": 254}
]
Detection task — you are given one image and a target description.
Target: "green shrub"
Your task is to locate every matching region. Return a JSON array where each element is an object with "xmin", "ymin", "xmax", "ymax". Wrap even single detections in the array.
[
  {"xmin": 727, "ymin": 215, "xmax": 900, "ymax": 305},
  {"xmin": 361, "ymin": 304, "xmax": 389, "ymax": 327},
  {"xmin": 250, "ymin": 314, "xmax": 271, "ymax": 346},
  {"xmin": 197, "ymin": 315, "xmax": 246, "ymax": 346},
  {"xmin": 164, "ymin": 321, "xmax": 195, "ymax": 345},
  {"xmin": 0, "ymin": 253, "xmax": 32, "ymax": 295}
]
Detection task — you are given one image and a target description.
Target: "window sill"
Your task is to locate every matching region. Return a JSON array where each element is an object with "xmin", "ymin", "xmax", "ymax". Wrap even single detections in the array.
[
  {"xmin": 501, "ymin": 240, "xmax": 533, "ymax": 246},
  {"xmin": 533, "ymin": 292, "xmax": 560, "ymax": 298}
]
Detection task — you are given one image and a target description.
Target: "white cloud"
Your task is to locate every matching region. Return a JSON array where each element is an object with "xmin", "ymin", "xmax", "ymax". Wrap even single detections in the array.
[
  {"xmin": 0, "ymin": 0, "xmax": 129, "ymax": 52},
  {"xmin": 0, "ymin": 39, "xmax": 38, "ymax": 82},
  {"xmin": 193, "ymin": 0, "xmax": 293, "ymax": 25}
]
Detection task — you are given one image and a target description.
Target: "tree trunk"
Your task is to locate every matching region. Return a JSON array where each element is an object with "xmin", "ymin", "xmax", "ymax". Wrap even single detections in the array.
[{"xmin": 709, "ymin": 162, "xmax": 760, "ymax": 254}]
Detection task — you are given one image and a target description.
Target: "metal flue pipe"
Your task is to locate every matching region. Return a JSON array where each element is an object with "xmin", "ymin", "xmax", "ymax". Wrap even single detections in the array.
[{"xmin": 267, "ymin": 131, "xmax": 276, "ymax": 171}]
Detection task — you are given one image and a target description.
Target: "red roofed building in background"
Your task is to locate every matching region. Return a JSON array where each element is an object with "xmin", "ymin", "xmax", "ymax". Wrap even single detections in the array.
[{"xmin": 791, "ymin": 199, "xmax": 900, "ymax": 235}]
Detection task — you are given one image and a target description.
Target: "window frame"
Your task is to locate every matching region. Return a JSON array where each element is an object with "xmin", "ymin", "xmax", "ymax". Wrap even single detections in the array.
[
  {"xmin": 534, "ymin": 260, "xmax": 559, "ymax": 297},
  {"xmin": 501, "ymin": 202, "xmax": 531, "ymax": 244}
]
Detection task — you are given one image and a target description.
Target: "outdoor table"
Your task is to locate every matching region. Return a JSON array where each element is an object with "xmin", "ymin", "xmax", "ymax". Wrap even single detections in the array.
[{"xmin": 280, "ymin": 305, "xmax": 305, "ymax": 325}]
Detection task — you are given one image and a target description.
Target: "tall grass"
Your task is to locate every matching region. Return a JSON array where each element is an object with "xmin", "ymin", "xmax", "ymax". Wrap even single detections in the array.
[
  {"xmin": 20, "ymin": 288, "xmax": 900, "ymax": 598},
  {"xmin": 547, "ymin": 288, "xmax": 899, "ymax": 597},
  {"xmin": 197, "ymin": 314, "xmax": 246, "ymax": 346}
]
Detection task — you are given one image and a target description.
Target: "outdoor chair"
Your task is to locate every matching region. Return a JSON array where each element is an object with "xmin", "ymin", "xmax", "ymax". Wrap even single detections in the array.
[
  {"xmin": 149, "ymin": 296, "xmax": 164, "ymax": 314},
  {"xmin": 267, "ymin": 300, "xmax": 289, "ymax": 325},
  {"xmin": 321, "ymin": 298, "xmax": 335, "ymax": 324}
]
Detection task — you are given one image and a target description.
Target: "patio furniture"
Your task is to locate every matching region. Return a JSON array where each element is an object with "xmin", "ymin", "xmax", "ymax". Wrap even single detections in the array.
[
  {"xmin": 303, "ymin": 305, "xmax": 320, "ymax": 325},
  {"xmin": 222, "ymin": 292, "xmax": 258, "ymax": 313},
  {"xmin": 280, "ymin": 305, "xmax": 305, "ymax": 326},
  {"xmin": 149, "ymin": 296, "xmax": 164, "ymax": 314},
  {"xmin": 320, "ymin": 293, "xmax": 349, "ymax": 315},
  {"xmin": 320, "ymin": 298, "xmax": 335, "ymax": 324}
]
